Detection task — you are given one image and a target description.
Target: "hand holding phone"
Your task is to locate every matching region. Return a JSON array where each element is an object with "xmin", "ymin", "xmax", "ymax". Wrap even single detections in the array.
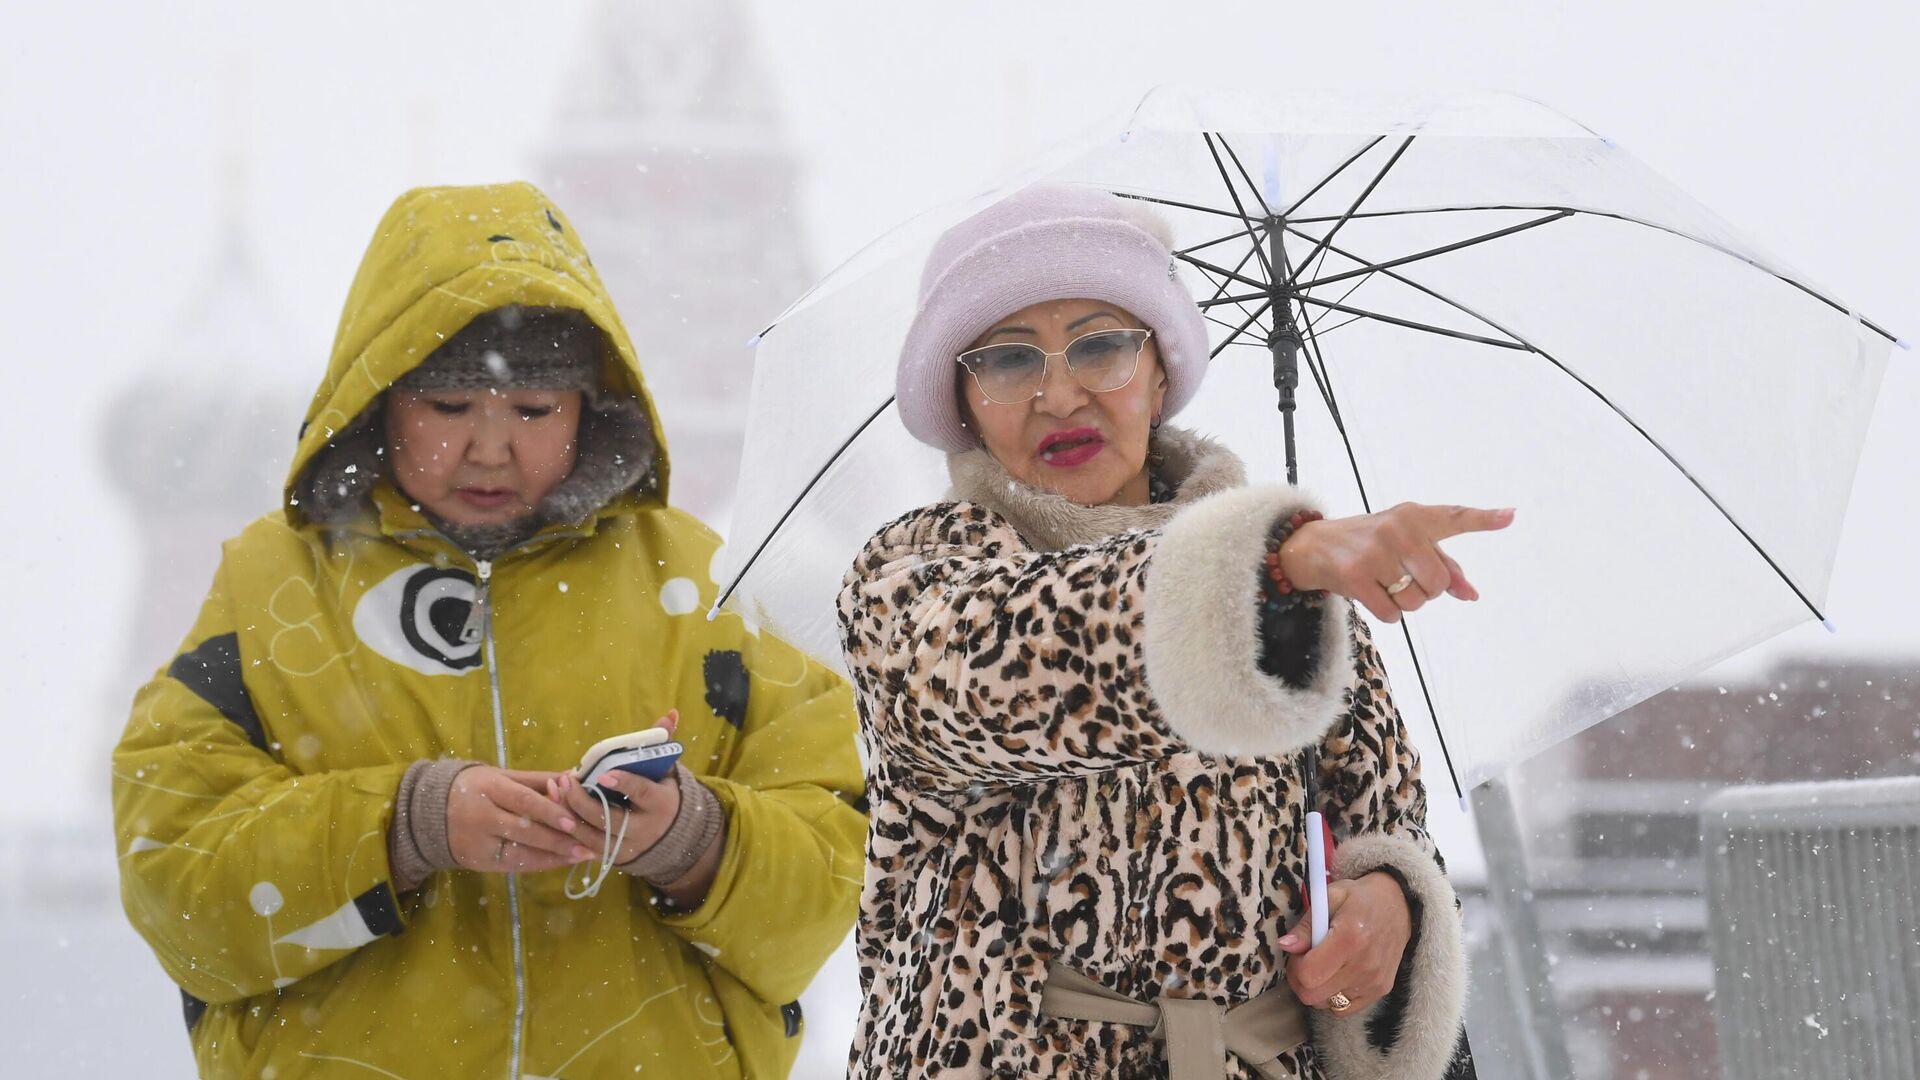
[
  {"xmin": 574, "ymin": 724, "xmax": 684, "ymax": 810},
  {"xmin": 552, "ymin": 714, "xmax": 686, "ymax": 898}
]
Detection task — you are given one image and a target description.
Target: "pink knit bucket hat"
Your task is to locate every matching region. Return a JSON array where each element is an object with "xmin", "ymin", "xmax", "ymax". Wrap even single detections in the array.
[{"xmin": 896, "ymin": 183, "xmax": 1211, "ymax": 453}]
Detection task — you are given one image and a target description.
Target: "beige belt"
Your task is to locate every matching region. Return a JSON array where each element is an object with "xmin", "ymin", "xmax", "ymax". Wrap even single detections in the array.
[{"xmin": 1038, "ymin": 963, "xmax": 1310, "ymax": 1080}]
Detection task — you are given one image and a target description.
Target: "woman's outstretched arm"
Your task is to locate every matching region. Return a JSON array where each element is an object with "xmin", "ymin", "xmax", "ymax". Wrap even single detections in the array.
[{"xmin": 838, "ymin": 490, "xmax": 1353, "ymax": 796}]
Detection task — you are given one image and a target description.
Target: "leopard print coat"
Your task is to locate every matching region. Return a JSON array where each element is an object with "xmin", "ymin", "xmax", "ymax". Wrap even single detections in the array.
[{"xmin": 837, "ymin": 428, "xmax": 1468, "ymax": 1079}]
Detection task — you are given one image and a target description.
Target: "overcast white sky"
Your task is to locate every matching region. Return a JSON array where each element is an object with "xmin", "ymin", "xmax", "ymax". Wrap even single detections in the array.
[{"xmin": 1, "ymin": 0, "xmax": 1915, "ymax": 822}]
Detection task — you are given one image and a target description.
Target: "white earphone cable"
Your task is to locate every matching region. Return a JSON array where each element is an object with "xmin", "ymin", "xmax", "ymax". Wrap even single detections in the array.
[{"xmin": 564, "ymin": 783, "xmax": 633, "ymax": 900}]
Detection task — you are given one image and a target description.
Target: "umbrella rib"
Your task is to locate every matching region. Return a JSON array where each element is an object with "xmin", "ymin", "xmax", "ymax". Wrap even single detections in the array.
[
  {"xmin": 1295, "ymin": 304, "xmax": 1465, "ymax": 801},
  {"xmin": 1305, "ymin": 241, "xmax": 1336, "ymax": 293},
  {"xmin": 1265, "ymin": 236, "xmax": 1346, "ymax": 419},
  {"xmin": 1111, "ymin": 191, "xmax": 1248, "ymax": 221},
  {"xmin": 1210, "ymin": 299, "xmax": 1274, "ymax": 360},
  {"xmin": 1180, "ymin": 252, "xmax": 1269, "ymax": 293},
  {"xmin": 1177, "ymin": 226, "xmax": 1268, "ymax": 258},
  {"xmin": 1271, "ymin": 238, "xmax": 1343, "ymax": 418},
  {"xmin": 1286, "ymin": 136, "xmax": 1416, "ymax": 288},
  {"xmin": 1284, "ymin": 134, "xmax": 1390, "ymax": 218},
  {"xmin": 1292, "ymin": 294, "xmax": 1531, "ymax": 350},
  {"xmin": 1206, "ymin": 312, "xmax": 1272, "ymax": 337},
  {"xmin": 1293, "ymin": 210, "xmax": 1574, "ymax": 291},
  {"xmin": 1304, "ymin": 260, "xmax": 1378, "ymax": 337},
  {"xmin": 1291, "ymin": 268, "xmax": 1343, "ymax": 428},
  {"xmin": 1284, "ymin": 222, "xmax": 1534, "ymax": 348},
  {"xmin": 1296, "ymin": 314, "xmax": 1343, "ymax": 423},
  {"xmin": 1306, "ymin": 311, "xmax": 1368, "ymax": 338},
  {"xmin": 1287, "ymin": 223, "xmax": 1834, "ymax": 625},
  {"xmin": 1217, "ymin": 135, "xmax": 1276, "ymax": 218},
  {"xmin": 711, "ymin": 394, "xmax": 898, "ymax": 614},
  {"xmin": 1212, "ymin": 239, "xmax": 1276, "ymax": 324},
  {"xmin": 1287, "ymin": 203, "xmax": 1899, "ymax": 344},
  {"xmin": 1198, "ymin": 289, "xmax": 1279, "ymax": 309},
  {"xmin": 1201, "ymin": 134, "xmax": 1276, "ymax": 279},
  {"xmin": 1394, "ymin": 622, "xmax": 1462, "ymax": 800},
  {"xmin": 1293, "ymin": 302, "xmax": 1342, "ymax": 421},
  {"xmin": 1291, "ymin": 210, "xmax": 1337, "ymax": 291},
  {"xmin": 1187, "ymin": 257, "xmax": 1268, "ymax": 329}
]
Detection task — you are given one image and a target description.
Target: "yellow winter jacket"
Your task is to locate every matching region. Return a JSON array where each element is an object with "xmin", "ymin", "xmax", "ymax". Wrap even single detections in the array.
[{"xmin": 111, "ymin": 183, "xmax": 866, "ymax": 1079}]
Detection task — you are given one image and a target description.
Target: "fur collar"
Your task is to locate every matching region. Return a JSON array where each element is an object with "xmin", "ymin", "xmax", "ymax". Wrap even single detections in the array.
[{"xmin": 945, "ymin": 426, "xmax": 1247, "ymax": 551}]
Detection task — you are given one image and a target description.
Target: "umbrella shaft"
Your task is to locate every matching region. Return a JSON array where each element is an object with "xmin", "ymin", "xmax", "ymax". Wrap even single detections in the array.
[
  {"xmin": 1282, "ymin": 409, "xmax": 1297, "ymax": 486},
  {"xmin": 1267, "ymin": 218, "xmax": 1301, "ymax": 485},
  {"xmin": 1271, "ymin": 300, "xmax": 1302, "ymax": 486}
]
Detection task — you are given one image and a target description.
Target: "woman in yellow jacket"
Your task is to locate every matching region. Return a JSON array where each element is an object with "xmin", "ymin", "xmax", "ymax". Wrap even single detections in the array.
[{"xmin": 111, "ymin": 181, "xmax": 866, "ymax": 1079}]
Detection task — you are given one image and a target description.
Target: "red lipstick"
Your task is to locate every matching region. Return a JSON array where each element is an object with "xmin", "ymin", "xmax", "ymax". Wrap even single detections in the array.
[{"xmin": 1037, "ymin": 427, "xmax": 1105, "ymax": 468}]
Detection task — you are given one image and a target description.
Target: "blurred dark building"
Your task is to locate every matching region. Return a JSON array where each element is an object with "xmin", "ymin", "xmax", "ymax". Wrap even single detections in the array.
[{"xmin": 1515, "ymin": 659, "xmax": 1920, "ymax": 1079}]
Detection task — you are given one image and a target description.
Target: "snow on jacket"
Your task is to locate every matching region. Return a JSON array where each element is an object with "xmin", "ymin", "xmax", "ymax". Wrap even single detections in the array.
[
  {"xmin": 836, "ymin": 427, "xmax": 1467, "ymax": 1079},
  {"xmin": 112, "ymin": 182, "xmax": 866, "ymax": 1079}
]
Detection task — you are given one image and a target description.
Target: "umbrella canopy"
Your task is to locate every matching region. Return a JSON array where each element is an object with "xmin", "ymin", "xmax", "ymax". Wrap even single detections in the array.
[{"xmin": 712, "ymin": 88, "xmax": 1900, "ymax": 798}]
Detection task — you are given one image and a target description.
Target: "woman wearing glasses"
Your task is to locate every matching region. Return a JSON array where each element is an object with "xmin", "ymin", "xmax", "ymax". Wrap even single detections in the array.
[{"xmin": 837, "ymin": 184, "xmax": 1498, "ymax": 1079}]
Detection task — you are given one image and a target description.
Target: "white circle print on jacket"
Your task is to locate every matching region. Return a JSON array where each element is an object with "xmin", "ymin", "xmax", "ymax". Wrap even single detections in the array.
[{"xmin": 352, "ymin": 565, "xmax": 485, "ymax": 676}]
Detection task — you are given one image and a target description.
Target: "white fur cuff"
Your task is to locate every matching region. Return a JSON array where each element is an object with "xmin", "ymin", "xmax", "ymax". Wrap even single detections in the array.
[
  {"xmin": 1312, "ymin": 832, "xmax": 1468, "ymax": 1080},
  {"xmin": 1142, "ymin": 485, "xmax": 1352, "ymax": 758}
]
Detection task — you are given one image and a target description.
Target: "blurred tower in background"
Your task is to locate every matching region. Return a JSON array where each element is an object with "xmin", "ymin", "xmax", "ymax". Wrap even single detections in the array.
[
  {"xmin": 16, "ymin": 146, "xmax": 300, "ymax": 914},
  {"xmin": 99, "ymin": 156, "xmax": 302, "ymax": 750},
  {"xmin": 535, "ymin": 0, "xmax": 813, "ymax": 525}
]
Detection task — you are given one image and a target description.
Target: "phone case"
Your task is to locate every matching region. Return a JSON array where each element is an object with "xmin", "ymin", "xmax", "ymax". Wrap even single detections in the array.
[
  {"xmin": 577, "ymin": 742, "xmax": 685, "ymax": 809},
  {"xmin": 575, "ymin": 727, "xmax": 672, "ymax": 774}
]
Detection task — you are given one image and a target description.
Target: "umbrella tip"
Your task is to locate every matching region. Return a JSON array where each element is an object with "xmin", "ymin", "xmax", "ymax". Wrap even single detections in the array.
[
  {"xmin": 1896, "ymin": 337, "xmax": 1912, "ymax": 351},
  {"xmin": 746, "ymin": 333, "xmax": 763, "ymax": 348},
  {"xmin": 1119, "ymin": 130, "xmax": 1132, "ymax": 143},
  {"xmin": 1458, "ymin": 795, "xmax": 1471, "ymax": 815},
  {"xmin": 705, "ymin": 605, "xmax": 722, "ymax": 623},
  {"xmin": 1821, "ymin": 617, "xmax": 1839, "ymax": 634}
]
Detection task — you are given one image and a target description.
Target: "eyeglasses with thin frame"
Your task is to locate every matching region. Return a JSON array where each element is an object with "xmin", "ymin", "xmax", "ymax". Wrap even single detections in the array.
[{"xmin": 956, "ymin": 328, "xmax": 1154, "ymax": 406}]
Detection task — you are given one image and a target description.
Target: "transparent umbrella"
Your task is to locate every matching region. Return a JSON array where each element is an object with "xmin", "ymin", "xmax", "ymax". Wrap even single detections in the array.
[{"xmin": 711, "ymin": 87, "xmax": 1902, "ymax": 801}]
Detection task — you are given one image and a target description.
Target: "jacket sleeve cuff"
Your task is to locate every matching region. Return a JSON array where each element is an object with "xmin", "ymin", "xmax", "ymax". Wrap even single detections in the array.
[
  {"xmin": 1311, "ymin": 831, "xmax": 1468, "ymax": 1080},
  {"xmin": 1142, "ymin": 485, "xmax": 1353, "ymax": 757},
  {"xmin": 387, "ymin": 758, "xmax": 478, "ymax": 893},
  {"xmin": 618, "ymin": 764, "xmax": 726, "ymax": 887}
]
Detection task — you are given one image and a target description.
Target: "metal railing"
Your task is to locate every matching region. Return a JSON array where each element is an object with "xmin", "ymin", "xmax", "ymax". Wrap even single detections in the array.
[{"xmin": 1703, "ymin": 777, "xmax": 1920, "ymax": 1080}]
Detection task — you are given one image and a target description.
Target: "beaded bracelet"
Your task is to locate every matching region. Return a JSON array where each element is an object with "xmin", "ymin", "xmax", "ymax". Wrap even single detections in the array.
[
  {"xmin": 1262, "ymin": 509, "xmax": 1327, "ymax": 602},
  {"xmin": 1257, "ymin": 509, "xmax": 1329, "ymax": 686}
]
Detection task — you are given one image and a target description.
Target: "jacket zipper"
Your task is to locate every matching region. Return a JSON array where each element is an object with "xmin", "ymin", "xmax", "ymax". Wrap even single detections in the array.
[
  {"xmin": 475, "ymin": 557, "xmax": 527, "ymax": 1080},
  {"xmin": 460, "ymin": 559, "xmax": 491, "ymax": 646},
  {"xmin": 396, "ymin": 534, "xmax": 581, "ymax": 1078}
]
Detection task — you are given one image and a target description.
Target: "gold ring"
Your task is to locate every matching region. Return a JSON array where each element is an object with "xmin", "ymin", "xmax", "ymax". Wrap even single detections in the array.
[
  {"xmin": 1328, "ymin": 991, "xmax": 1354, "ymax": 1013},
  {"xmin": 1385, "ymin": 573, "xmax": 1415, "ymax": 597}
]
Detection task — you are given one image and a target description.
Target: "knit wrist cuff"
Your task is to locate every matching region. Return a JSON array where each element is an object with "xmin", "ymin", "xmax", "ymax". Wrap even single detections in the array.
[
  {"xmin": 618, "ymin": 764, "xmax": 724, "ymax": 886},
  {"xmin": 388, "ymin": 759, "xmax": 479, "ymax": 893}
]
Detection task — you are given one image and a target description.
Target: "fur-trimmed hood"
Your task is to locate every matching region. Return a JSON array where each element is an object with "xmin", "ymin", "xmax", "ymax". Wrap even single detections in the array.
[{"xmin": 284, "ymin": 183, "xmax": 668, "ymax": 549}]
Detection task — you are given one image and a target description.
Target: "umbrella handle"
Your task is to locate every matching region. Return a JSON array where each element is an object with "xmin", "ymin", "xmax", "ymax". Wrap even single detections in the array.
[{"xmin": 1306, "ymin": 810, "xmax": 1330, "ymax": 947}]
